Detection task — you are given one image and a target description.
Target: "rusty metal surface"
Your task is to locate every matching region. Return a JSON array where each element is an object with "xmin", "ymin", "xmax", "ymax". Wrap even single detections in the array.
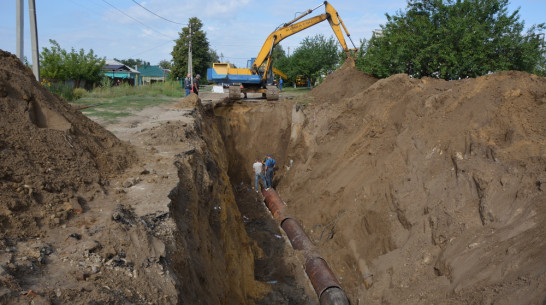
[
  {"xmin": 261, "ymin": 188, "xmax": 349, "ymax": 305},
  {"xmin": 305, "ymin": 257, "xmax": 341, "ymax": 299},
  {"xmin": 281, "ymin": 218, "xmax": 313, "ymax": 251},
  {"xmin": 261, "ymin": 188, "xmax": 288, "ymax": 221},
  {"xmin": 319, "ymin": 287, "xmax": 350, "ymax": 305}
]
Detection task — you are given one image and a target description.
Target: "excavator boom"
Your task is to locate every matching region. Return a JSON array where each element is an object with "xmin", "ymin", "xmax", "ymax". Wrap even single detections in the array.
[
  {"xmin": 207, "ymin": 1, "xmax": 356, "ymax": 100},
  {"xmin": 252, "ymin": 1, "xmax": 357, "ymax": 79}
]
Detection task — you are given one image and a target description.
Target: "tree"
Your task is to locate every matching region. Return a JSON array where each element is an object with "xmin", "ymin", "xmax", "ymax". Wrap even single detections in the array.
[
  {"xmin": 276, "ymin": 34, "xmax": 341, "ymax": 83},
  {"xmin": 40, "ymin": 39, "xmax": 105, "ymax": 87},
  {"xmin": 114, "ymin": 58, "xmax": 150, "ymax": 68},
  {"xmin": 40, "ymin": 40, "xmax": 65, "ymax": 80},
  {"xmin": 357, "ymin": 0, "xmax": 546, "ymax": 79},
  {"xmin": 158, "ymin": 59, "xmax": 172, "ymax": 70},
  {"xmin": 271, "ymin": 45, "xmax": 286, "ymax": 63},
  {"xmin": 208, "ymin": 49, "xmax": 220, "ymax": 66},
  {"xmin": 171, "ymin": 17, "xmax": 214, "ymax": 80}
]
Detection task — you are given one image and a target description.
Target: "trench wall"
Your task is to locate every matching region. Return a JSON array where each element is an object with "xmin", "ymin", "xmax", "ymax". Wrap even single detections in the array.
[
  {"xmin": 212, "ymin": 102, "xmax": 294, "ymax": 186},
  {"xmin": 167, "ymin": 99, "xmax": 268, "ymax": 304}
]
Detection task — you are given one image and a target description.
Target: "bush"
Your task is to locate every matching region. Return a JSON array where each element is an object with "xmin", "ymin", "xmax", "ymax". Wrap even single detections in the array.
[
  {"xmin": 45, "ymin": 82, "xmax": 75, "ymax": 101},
  {"xmin": 73, "ymin": 88, "xmax": 86, "ymax": 100},
  {"xmin": 99, "ymin": 77, "xmax": 112, "ymax": 89}
]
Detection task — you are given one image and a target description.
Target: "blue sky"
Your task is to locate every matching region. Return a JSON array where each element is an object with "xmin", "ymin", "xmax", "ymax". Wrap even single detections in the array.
[{"xmin": 1, "ymin": 0, "xmax": 544, "ymax": 69}]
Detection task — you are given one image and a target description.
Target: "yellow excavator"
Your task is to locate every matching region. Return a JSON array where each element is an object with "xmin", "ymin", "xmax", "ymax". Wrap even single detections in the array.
[{"xmin": 207, "ymin": 1, "xmax": 357, "ymax": 100}]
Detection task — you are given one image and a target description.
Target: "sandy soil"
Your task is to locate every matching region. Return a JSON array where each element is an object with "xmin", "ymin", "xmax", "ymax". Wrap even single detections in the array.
[
  {"xmin": 1, "ymin": 48, "xmax": 545, "ymax": 305},
  {"xmin": 0, "ymin": 50, "xmax": 312, "ymax": 304},
  {"xmin": 280, "ymin": 61, "xmax": 546, "ymax": 304},
  {"xmin": 206, "ymin": 60, "xmax": 546, "ymax": 304}
]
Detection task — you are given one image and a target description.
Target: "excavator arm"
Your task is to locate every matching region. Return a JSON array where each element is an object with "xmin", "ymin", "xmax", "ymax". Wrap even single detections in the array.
[
  {"xmin": 252, "ymin": 1, "xmax": 357, "ymax": 81},
  {"xmin": 206, "ymin": 1, "xmax": 356, "ymax": 101}
]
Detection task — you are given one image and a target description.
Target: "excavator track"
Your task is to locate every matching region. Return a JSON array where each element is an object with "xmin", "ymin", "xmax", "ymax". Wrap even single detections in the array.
[
  {"xmin": 229, "ymin": 85, "xmax": 241, "ymax": 100},
  {"xmin": 266, "ymin": 86, "xmax": 280, "ymax": 101}
]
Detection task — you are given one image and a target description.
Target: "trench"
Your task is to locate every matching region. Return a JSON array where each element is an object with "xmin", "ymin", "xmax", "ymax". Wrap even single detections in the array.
[
  {"xmin": 212, "ymin": 101, "xmax": 317, "ymax": 304},
  {"xmin": 167, "ymin": 99, "xmax": 319, "ymax": 304}
]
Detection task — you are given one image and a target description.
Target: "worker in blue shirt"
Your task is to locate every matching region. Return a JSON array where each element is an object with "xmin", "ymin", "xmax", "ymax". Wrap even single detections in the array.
[{"xmin": 264, "ymin": 154, "xmax": 276, "ymax": 190}]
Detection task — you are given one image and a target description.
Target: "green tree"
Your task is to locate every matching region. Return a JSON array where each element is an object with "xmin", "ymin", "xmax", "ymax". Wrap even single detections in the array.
[
  {"xmin": 158, "ymin": 59, "xmax": 172, "ymax": 70},
  {"xmin": 357, "ymin": 0, "xmax": 546, "ymax": 79},
  {"xmin": 171, "ymin": 17, "xmax": 214, "ymax": 80},
  {"xmin": 271, "ymin": 45, "xmax": 286, "ymax": 63},
  {"xmin": 209, "ymin": 49, "xmax": 220, "ymax": 66},
  {"xmin": 40, "ymin": 40, "xmax": 65, "ymax": 80},
  {"xmin": 114, "ymin": 58, "xmax": 150, "ymax": 68},
  {"xmin": 40, "ymin": 39, "xmax": 105, "ymax": 87},
  {"xmin": 276, "ymin": 34, "xmax": 340, "ymax": 83}
]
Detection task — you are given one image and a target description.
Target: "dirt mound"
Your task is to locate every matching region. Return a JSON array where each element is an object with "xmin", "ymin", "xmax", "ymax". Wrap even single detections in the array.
[
  {"xmin": 279, "ymin": 66, "xmax": 546, "ymax": 304},
  {"xmin": 0, "ymin": 50, "xmax": 136, "ymax": 238},
  {"xmin": 311, "ymin": 58, "xmax": 378, "ymax": 103}
]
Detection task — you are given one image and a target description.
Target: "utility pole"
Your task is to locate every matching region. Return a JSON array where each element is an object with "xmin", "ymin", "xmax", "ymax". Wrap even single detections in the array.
[
  {"xmin": 16, "ymin": 0, "xmax": 24, "ymax": 60},
  {"xmin": 134, "ymin": 65, "xmax": 138, "ymax": 86},
  {"xmin": 28, "ymin": 0, "xmax": 40, "ymax": 81},
  {"xmin": 287, "ymin": 46, "xmax": 290, "ymax": 57},
  {"xmin": 188, "ymin": 23, "xmax": 193, "ymax": 88}
]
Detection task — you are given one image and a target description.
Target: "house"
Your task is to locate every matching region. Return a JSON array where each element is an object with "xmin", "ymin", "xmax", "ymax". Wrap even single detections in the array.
[
  {"xmin": 102, "ymin": 60, "xmax": 140, "ymax": 85},
  {"xmin": 137, "ymin": 65, "xmax": 170, "ymax": 85}
]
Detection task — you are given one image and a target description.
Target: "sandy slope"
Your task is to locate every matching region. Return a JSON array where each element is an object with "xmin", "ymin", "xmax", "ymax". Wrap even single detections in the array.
[
  {"xmin": 2, "ymin": 47, "xmax": 545, "ymax": 304},
  {"xmin": 278, "ymin": 61, "xmax": 546, "ymax": 304}
]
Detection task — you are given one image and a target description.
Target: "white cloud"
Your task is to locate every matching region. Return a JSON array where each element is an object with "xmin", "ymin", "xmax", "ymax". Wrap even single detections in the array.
[
  {"xmin": 140, "ymin": 29, "xmax": 154, "ymax": 37},
  {"xmin": 203, "ymin": 0, "xmax": 251, "ymax": 17}
]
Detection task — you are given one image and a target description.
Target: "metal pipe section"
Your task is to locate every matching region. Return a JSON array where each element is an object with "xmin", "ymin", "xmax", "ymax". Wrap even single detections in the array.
[
  {"xmin": 283, "ymin": 9, "xmax": 312, "ymax": 27},
  {"xmin": 261, "ymin": 188, "xmax": 288, "ymax": 221},
  {"xmin": 281, "ymin": 218, "xmax": 316, "ymax": 253},
  {"xmin": 305, "ymin": 257, "xmax": 341, "ymax": 299},
  {"xmin": 283, "ymin": 2, "xmax": 325, "ymax": 27},
  {"xmin": 261, "ymin": 188, "xmax": 350, "ymax": 305}
]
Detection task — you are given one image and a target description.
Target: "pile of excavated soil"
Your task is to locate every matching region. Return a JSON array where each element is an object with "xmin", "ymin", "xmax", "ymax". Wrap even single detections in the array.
[
  {"xmin": 277, "ymin": 66, "xmax": 546, "ymax": 304},
  {"xmin": 0, "ymin": 50, "xmax": 136, "ymax": 238},
  {"xmin": 311, "ymin": 58, "xmax": 378, "ymax": 103}
]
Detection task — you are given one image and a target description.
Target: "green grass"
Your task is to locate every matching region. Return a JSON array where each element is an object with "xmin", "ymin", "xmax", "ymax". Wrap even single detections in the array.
[
  {"xmin": 281, "ymin": 86, "xmax": 313, "ymax": 94},
  {"xmin": 280, "ymin": 86, "xmax": 314, "ymax": 104},
  {"xmin": 86, "ymin": 81, "xmax": 185, "ymax": 98},
  {"xmin": 71, "ymin": 81, "xmax": 186, "ymax": 123}
]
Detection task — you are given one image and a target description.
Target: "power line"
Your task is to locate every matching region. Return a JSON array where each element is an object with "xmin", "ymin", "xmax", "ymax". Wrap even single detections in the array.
[
  {"xmin": 100, "ymin": 0, "xmax": 172, "ymax": 39},
  {"xmin": 67, "ymin": 0, "xmax": 105, "ymax": 18},
  {"xmin": 129, "ymin": 39, "xmax": 174, "ymax": 58},
  {"xmin": 131, "ymin": 0, "xmax": 185, "ymax": 25}
]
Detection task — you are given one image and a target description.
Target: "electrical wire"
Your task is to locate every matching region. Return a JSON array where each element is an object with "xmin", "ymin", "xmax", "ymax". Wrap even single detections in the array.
[
  {"xmin": 67, "ymin": 0, "xmax": 105, "ymax": 18},
  {"xmin": 131, "ymin": 0, "xmax": 185, "ymax": 25},
  {"xmin": 100, "ymin": 0, "xmax": 172, "ymax": 39},
  {"xmin": 129, "ymin": 39, "xmax": 174, "ymax": 58}
]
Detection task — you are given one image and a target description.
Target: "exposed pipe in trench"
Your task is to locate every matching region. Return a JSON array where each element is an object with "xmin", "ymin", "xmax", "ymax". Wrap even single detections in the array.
[{"xmin": 261, "ymin": 188, "xmax": 350, "ymax": 305}]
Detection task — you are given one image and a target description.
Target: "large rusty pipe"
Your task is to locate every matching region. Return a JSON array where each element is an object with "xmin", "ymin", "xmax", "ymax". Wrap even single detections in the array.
[
  {"xmin": 281, "ymin": 218, "xmax": 316, "ymax": 253},
  {"xmin": 305, "ymin": 257, "xmax": 342, "ymax": 299},
  {"xmin": 320, "ymin": 287, "xmax": 350, "ymax": 305},
  {"xmin": 261, "ymin": 188, "xmax": 350, "ymax": 305},
  {"xmin": 261, "ymin": 187, "xmax": 289, "ymax": 222}
]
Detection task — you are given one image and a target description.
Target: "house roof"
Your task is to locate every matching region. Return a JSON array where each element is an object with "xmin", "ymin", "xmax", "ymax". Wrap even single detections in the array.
[
  {"xmin": 137, "ymin": 65, "xmax": 169, "ymax": 77},
  {"xmin": 102, "ymin": 60, "xmax": 140, "ymax": 74}
]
